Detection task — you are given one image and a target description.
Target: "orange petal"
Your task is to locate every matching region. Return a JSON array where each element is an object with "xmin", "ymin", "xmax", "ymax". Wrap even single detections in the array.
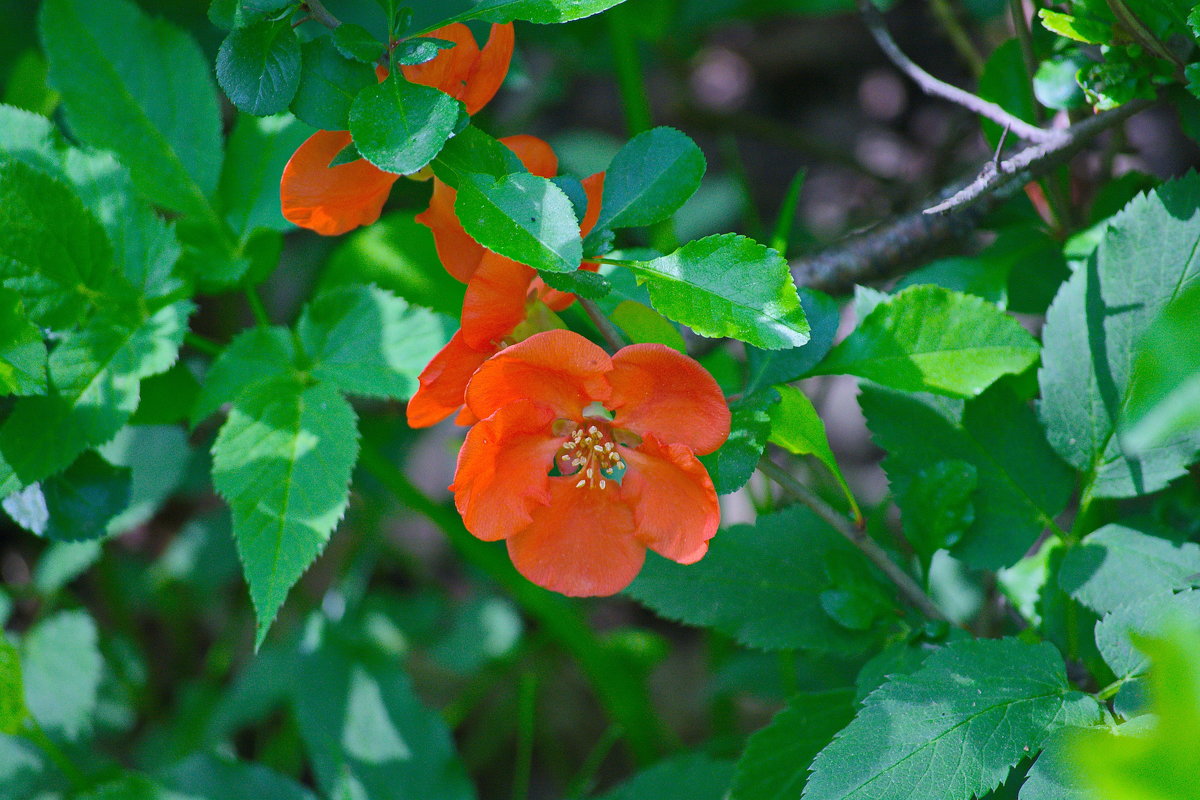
[
  {"xmin": 500, "ymin": 134, "xmax": 557, "ymax": 179},
  {"xmin": 280, "ymin": 131, "xmax": 398, "ymax": 235},
  {"xmin": 580, "ymin": 172, "xmax": 605, "ymax": 237},
  {"xmin": 415, "ymin": 178, "xmax": 486, "ymax": 282},
  {"xmin": 620, "ymin": 435, "xmax": 720, "ymax": 564},
  {"xmin": 451, "ymin": 399, "xmax": 561, "ymax": 541},
  {"xmin": 401, "ymin": 23, "xmax": 480, "ymax": 103},
  {"xmin": 406, "ymin": 331, "xmax": 494, "ymax": 428},
  {"xmin": 506, "ymin": 479, "xmax": 643, "ymax": 596},
  {"xmin": 462, "ymin": 23, "xmax": 515, "ymax": 115},
  {"xmin": 608, "ymin": 344, "xmax": 731, "ymax": 455},
  {"xmin": 461, "ymin": 252, "xmax": 536, "ymax": 350},
  {"xmin": 466, "ymin": 330, "xmax": 612, "ymax": 422}
]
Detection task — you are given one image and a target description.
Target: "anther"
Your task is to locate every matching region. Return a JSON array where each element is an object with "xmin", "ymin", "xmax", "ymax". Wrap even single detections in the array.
[
  {"xmin": 599, "ymin": 480, "xmax": 606, "ymax": 489},
  {"xmin": 575, "ymin": 479, "xmax": 586, "ymax": 488}
]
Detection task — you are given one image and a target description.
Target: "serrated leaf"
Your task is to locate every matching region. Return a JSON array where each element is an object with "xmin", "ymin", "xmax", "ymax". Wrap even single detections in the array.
[
  {"xmin": 894, "ymin": 459, "xmax": 977, "ymax": 558},
  {"xmin": 744, "ymin": 288, "xmax": 839, "ymax": 394},
  {"xmin": 626, "ymin": 505, "xmax": 888, "ymax": 652},
  {"xmin": 297, "ymin": 285, "xmax": 449, "ymax": 400},
  {"xmin": 292, "ymin": 37, "xmax": 376, "ymax": 131},
  {"xmin": 595, "ymin": 754, "xmax": 734, "ymax": 800},
  {"xmin": 1038, "ymin": 9, "xmax": 1112, "ymax": 43},
  {"xmin": 731, "ymin": 689, "xmax": 856, "ymax": 800},
  {"xmin": 0, "ymin": 301, "xmax": 193, "ymax": 488},
  {"xmin": 349, "ymin": 74, "xmax": 460, "ymax": 175},
  {"xmin": 861, "ymin": 383, "xmax": 1073, "ymax": 570},
  {"xmin": 433, "ymin": 0, "xmax": 630, "ymax": 26},
  {"xmin": 20, "ymin": 610, "xmax": 102, "ymax": 742},
  {"xmin": 805, "ymin": 639, "xmax": 1101, "ymax": 800},
  {"xmin": 212, "ymin": 378, "xmax": 359, "ymax": 647},
  {"xmin": 1040, "ymin": 174, "xmax": 1200, "ymax": 499},
  {"xmin": 221, "ymin": 113, "xmax": 315, "ymax": 235},
  {"xmin": 0, "ymin": 288, "xmax": 46, "ymax": 397},
  {"xmin": 0, "ymin": 157, "xmax": 115, "ymax": 329},
  {"xmin": 217, "ymin": 18, "xmax": 301, "ymax": 115},
  {"xmin": 537, "ymin": 267, "xmax": 613, "ymax": 300},
  {"xmin": 40, "ymin": 451, "xmax": 131, "ymax": 542},
  {"xmin": 333, "ymin": 23, "xmax": 385, "ymax": 63},
  {"xmin": 455, "ymin": 172, "xmax": 583, "ymax": 272},
  {"xmin": 1017, "ymin": 728, "xmax": 1093, "ymax": 800},
  {"xmin": 815, "ymin": 285, "xmax": 1039, "ymax": 397},
  {"xmin": 631, "ymin": 234, "xmax": 809, "ymax": 349},
  {"xmin": 1094, "ymin": 589, "xmax": 1200, "ymax": 681},
  {"xmin": 0, "ymin": 637, "xmax": 27, "ymax": 735},
  {"xmin": 40, "ymin": 0, "xmax": 222, "ymax": 217},
  {"xmin": 769, "ymin": 384, "xmax": 859, "ymax": 519},
  {"xmin": 1058, "ymin": 523, "xmax": 1200, "ymax": 615},
  {"xmin": 191, "ymin": 326, "xmax": 297, "ymax": 426},
  {"xmin": 0, "ymin": 103, "xmax": 70, "ymax": 174},
  {"xmin": 700, "ymin": 389, "xmax": 777, "ymax": 495},
  {"xmin": 430, "ymin": 125, "xmax": 525, "ymax": 188},
  {"xmin": 587, "ymin": 126, "xmax": 706, "ymax": 238}
]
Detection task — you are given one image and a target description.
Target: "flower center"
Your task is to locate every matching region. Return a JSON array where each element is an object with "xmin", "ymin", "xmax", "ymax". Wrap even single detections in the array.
[{"xmin": 555, "ymin": 422, "xmax": 626, "ymax": 491}]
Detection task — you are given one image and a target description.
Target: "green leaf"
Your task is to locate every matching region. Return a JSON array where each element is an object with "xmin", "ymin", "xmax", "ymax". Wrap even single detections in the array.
[
  {"xmin": 40, "ymin": 0, "xmax": 223, "ymax": 217},
  {"xmin": 33, "ymin": 541, "xmax": 102, "ymax": 596},
  {"xmin": 292, "ymin": 37, "xmax": 376, "ymax": 131},
  {"xmin": 158, "ymin": 754, "xmax": 320, "ymax": 800},
  {"xmin": 434, "ymin": 0, "xmax": 630, "ymax": 26},
  {"xmin": 455, "ymin": 172, "xmax": 583, "ymax": 272},
  {"xmin": 730, "ymin": 689, "xmax": 856, "ymax": 800},
  {"xmin": 211, "ymin": 378, "xmax": 359, "ymax": 647},
  {"xmin": 588, "ymin": 126, "xmax": 706, "ymax": 237},
  {"xmin": 20, "ymin": 610, "xmax": 102, "ymax": 741},
  {"xmin": 40, "ymin": 451, "xmax": 131, "ymax": 542},
  {"xmin": 768, "ymin": 384, "xmax": 859, "ymax": 519},
  {"xmin": 805, "ymin": 639, "xmax": 1102, "ymax": 800},
  {"xmin": 0, "ymin": 302, "xmax": 193, "ymax": 487},
  {"xmin": 977, "ymin": 39, "xmax": 1038, "ymax": 148},
  {"xmin": 1094, "ymin": 589, "xmax": 1200, "ymax": 681},
  {"xmin": 0, "ymin": 157, "xmax": 115, "ymax": 329},
  {"xmin": 393, "ymin": 37, "xmax": 457, "ymax": 66},
  {"xmin": 815, "ymin": 285, "xmax": 1040, "ymax": 398},
  {"xmin": 744, "ymin": 288, "xmax": 839, "ymax": 394},
  {"xmin": 894, "ymin": 459, "xmax": 977, "ymax": 558},
  {"xmin": 595, "ymin": 754, "xmax": 734, "ymax": 800},
  {"xmin": 290, "ymin": 622, "xmax": 475, "ymax": 800},
  {"xmin": 537, "ymin": 267, "xmax": 613, "ymax": 300},
  {"xmin": 860, "ymin": 383, "xmax": 1073, "ymax": 570},
  {"xmin": 1058, "ymin": 523, "xmax": 1200, "ymax": 615},
  {"xmin": 333, "ymin": 23, "xmax": 386, "ymax": 63},
  {"xmin": 626, "ymin": 505, "xmax": 887, "ymax": 652},
  {"xmin": 1017, "ymin": 728, "xmax": 1094, "ymax": 800},
  {"xmin": 100, "ymin": 425, "xmax": 193, "ymax": 534},
  {"xmin": 221, "ymin": 113, "xmax": 315, "ymax": 235},
  {"xmin": 348, "ymin": 74, "xmax": 460, "ymax": 175},
  {"xmin": 630, "ymin": 234, "xmax": 809, "ymax": 349},
  {"xmin": 0, "ymin": 103, "xmax": 70, "ymax": 176},
  {"xmin": 1038, "ymin": 9, "xmax": 1112, "ymax": 43},
  {"xmin": 191, "ymin": 326, "xmax": 297, "ymax": 426},
  {"xmin": 430, "ymin": 125, "xmax": 525, "ymax": 188},
  {"xmin": 1040, "ymin": 174, "xmax": 1200, "ymax": 499},
  {"xmin": 700, "ymin": 389, "xmax": 777, "ymax": 495},
  {"xmin": 216, "ymin": 18, "xmax": 302, "ymax": 115},
  {"xmin": 0, "ymin": 288, "xmax": 46, "ymax": 397},
  {"xmin": 1122, "ymin": 282, "xmax": 1200, "ymax": 453},
  {"xmin": 297, "ymin": 285, "xmax": 450, "ymax": 400},
  {"xmin": 0, "ymin": 637, "xmax": 27, "ymax": 735}
]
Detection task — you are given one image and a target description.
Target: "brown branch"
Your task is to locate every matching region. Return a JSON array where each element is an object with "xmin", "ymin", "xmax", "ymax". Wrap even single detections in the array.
[
  {"xmin": 758, "ymin": 457, "xmax": 950, "ymax": 623},
  {"xmin": 303, "ymin": 0, "xmax": 340, "ymax": 29},
  {"xmin": 857, "ymin": 0, "xmax": 1054, "ymax": 143},
  {"xmin": 579, "ymin": 298, "xmax": 626, "ymax": 352}
]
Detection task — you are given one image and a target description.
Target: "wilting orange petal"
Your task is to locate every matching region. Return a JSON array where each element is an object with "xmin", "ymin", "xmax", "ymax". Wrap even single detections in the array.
[
  {"xmin": 506, "ymin": 479, "xmax": 643, "ymax": 596},
  {"xmin": 580, "ymin": 172, "xmax": 605, "ymax": 237},
  {"xmin": 466, "ymin": 330, "xmax": 612, "ymax": 422},
  {"xmin": 406, "ymin": 331, "xmax": 494, "ymax": 428},
  {"xmin": 280, "ymin": 130, "xmax": 399, "ymax": 235},
  {"xmin": 461, "ymin": 252, "xmax": 536, "ymax": 350},
  {"xmin": 451, "ymin": 399, "xmax": 561, "ymax": 541},
  {"xmin": 621, "ymin": 435, "xmax": 720, "ymax": 564},
  {"xmin": 502, "ymin": 134, "xmax": 557, "ymax": 179},
  {"xmin": 415, "ymin": 178, "xmax": 486, "ymax": 282},
  {"xmin": 462, "ymin": 23, "xmax": 515, "ymax": 114},
  {"xmin": 609, "ymin": 343, "xmax": 730, "ymax": 455}
]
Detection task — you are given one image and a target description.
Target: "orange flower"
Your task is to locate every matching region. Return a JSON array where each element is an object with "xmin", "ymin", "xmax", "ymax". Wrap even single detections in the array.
[
  {"xmin": 449, "ymin": 329, "xmax": 731, "ymax": 596},
  {"xmin": 280, "ymin": 23, "xmax": 515, "ymax": 235}
]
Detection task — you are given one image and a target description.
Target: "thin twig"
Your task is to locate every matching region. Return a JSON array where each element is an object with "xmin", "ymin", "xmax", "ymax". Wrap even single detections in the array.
[
  {"xmin": 303, "ymin": 0, "xmax": 341, "ymax": 29},
  {"xmin": 758, "ymin": 458, "xmax": 950, "ymax": 623},
  {"xmin": 579, "ymin": 298, "xmax": 626, "ymax": 352},
  {"xmin": 857, "ymin": 0, "xmax": 1054, "ymax": 143},
  {"xmin": 928, "ymin": 0, "xmax": 985, "ymax": 76}
]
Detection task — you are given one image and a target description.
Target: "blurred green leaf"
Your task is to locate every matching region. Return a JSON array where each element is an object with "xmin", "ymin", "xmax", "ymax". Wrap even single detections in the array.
[
  {"xmin": 1016, "ymin": 728, "xmax": 1093, "ymax": 800},
  {"xmin": 1034, "ymin": 56, "xmax": 1088, "ymax": 110},
  {"xmin": 0, "ymin": 637, "xmax": 27, "ymax": 735},
  {"xmin": 221, "ymin": 112, "xmax": 314, "ymax": 235},
  {"xmin": 610, "ymin": 300, "xmax": 683, "ymax": 348},
  {"xmin": 433, "ymin": 0, "xmax": 632, "ymax": 26},
  {"xmin": 977, "ymin": 39, "xmax": 1038, "ymax": 147},
  {"xmin": 744, "ymin": 288, "xmax": 839, "ymax": 394},
  {"xmin": 216, "ymin": 18, "xmax": 301, "ymax": 116},
  {"xmin": 349, "ymin": 74, "xmax": 459, "ymax": 174},
  {"xmin": 0, "ymin": 288, "xmax": 46, "ymax": 397},
  {"xmin": 292, "ymin": 37, "xmax": 376, "ymax": 131},
  {"xmin": 40, "ymin": 451, "xmax": 131, "ymax": 542},
  {"xmin": 1094, "ymin": 589, "xmax": 1200, "ymax": 682},
  {"xmin": 594, "ymin": 753, "xmax": 734, "ymax": 800},
  {"xmin": 158, "ymin": 753, "xmax": 320, "ymax": 800},
  {"xmin": 455, "ymin": 172, "xmax": 583, "ymax": 272},
  {"xmin": 768, "ymin": 384, "xmax": 859, "ymax": 519},
  {"xmin": 1122, "ymin": 283, "xmax": 1200, "ymax": 453},
  {"xmin": 333, "ymin": 22, "xmax": 386, "ymax": 63},
  {"xmin": 1038, "ymin": 9, "xmax": 1112, "ymax": 43},
  {"xmin": 21, "ymin": 610, "xmax": 102, "ymax": 742},
  {"xmin": 631, "ymin": 234, "xmax": 809, "ymax": 349},
  {"xmin": 1058, "ymin": 522, "xmax": 1200, "ymax": 615},
  {"xmin": 1, "ymin": 50, "xmax": 59, "ymax": 117}
]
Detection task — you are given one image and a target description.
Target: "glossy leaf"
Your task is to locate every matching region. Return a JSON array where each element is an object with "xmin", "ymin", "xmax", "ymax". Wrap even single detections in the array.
[
  {"xmin": 433, "ymin": 0, "xmax": 631, "ymax": 26},
  {"xmin": 588, "ymin": 126, "xmax": 706, "ymax": 236},
  {"xmin": 630, "ymin": 234, "xmax": 809, "ymax": 349},
  {"xmin": 216, "ymin": 18, "xmax": 301, "ymax": 115},
  {"xmin": 431, "ymin": 125, "xmax": 525, "ymax": 188},
  {"xmin": 744, "ymin": 288, "xmax": 839, "ymax": 394},
  {"xmin": 768, "ymin": 384, "xmax": 859, "ymax": 519},
  {"xmin": 1058, "ymin": 523, "xmax": 1200, "ymax": 615},
  {"xmin": 700, "ymin": 389, "xmax": 777, "ymax": 495},
  {"xmin": 455, "ymin": 172, "xmax": 583, "ymax": 272},
  {"xmin": 348, "ymin": 74, "xmax": 460, "ymax": 175},
  {"xmin": 292, "ymin": 37, "xmax": 376, "ymax": 131},
  {"xmin": 815, "ymin": 285, "xmax": 1040, "ymax": 398}
]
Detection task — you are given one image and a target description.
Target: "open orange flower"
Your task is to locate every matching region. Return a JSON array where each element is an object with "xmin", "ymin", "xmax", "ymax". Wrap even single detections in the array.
[
  {"xmin": 449, "ymin": 330, "xmax": 731, "ymax": 596},
  {"xmin": 280, "ymin": 23, "xmax": 515, "ymax": 236}
]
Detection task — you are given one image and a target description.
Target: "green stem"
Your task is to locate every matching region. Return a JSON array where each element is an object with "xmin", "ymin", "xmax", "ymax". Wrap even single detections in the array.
[
  {"xmin": 512, "ymin": 672, "xmax": 537, "ymax": 800},
  {"xmin": 579, "ymin": 297, "xmax": 626, "ymax": 352},
  {"xmin": 245, "ymin": 288, "xmax": 271, "ymax": 327},
  {"xmin": 356, "ymin": 446, "xmax": 671, "ymax": 764},
  {"xmin": 606, "ymin": 5, "xmax": 653, "ymax": 137},
  {"xmin": 185, "ymin": 331, "xmax": 223, "ymax": 356},
  {"xmin": 24, "ymin": 722, "xmax": 87, "ymax": 790},
  {"xmin": 929, "ymin": 0, "xmax": 985, "ymax": 76}
]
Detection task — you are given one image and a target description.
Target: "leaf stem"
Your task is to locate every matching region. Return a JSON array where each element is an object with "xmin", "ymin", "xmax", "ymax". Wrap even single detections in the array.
[
  {"xmin": 605, "ymin": 5, "xmax": 653, "ymax": 137},
  {"xmin": 512, "ymin": 672, "xmax": 537, "ymax": 800},
  {"xmin": 185, "ymin": 331, "xmax": 223, "ymax": 356},
  {"xmin": 23, "ymin": 722, "xmax": 87, "ymax": 790},
  {"xmin": 244, "ymin": 288, "xmax": 271, "ymax": 327},
  {"xmin": 579, "ymin": 297, "xmax": 626, "ymax": 352},
  {"xmin": 928, "ymin": 0, "xmax": 985, "ymax": 76},
  {"xmin": 758, "ymin": 457, "xmax": 951, "ymax": 623}
]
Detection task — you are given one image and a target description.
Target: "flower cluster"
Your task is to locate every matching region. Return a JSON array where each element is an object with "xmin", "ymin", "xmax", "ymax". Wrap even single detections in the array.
[{"xmin": 277, "ymin": 23, "xmax": 730, "ymax": 595}]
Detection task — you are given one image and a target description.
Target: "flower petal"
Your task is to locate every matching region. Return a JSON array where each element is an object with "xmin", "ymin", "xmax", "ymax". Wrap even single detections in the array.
[
  {"xmin": 609, "ymin": 344, "xmax": 731, "ymax": 455},
  {"xmin": 466, "ymin": 330, "xmax": 613, "ymax": 421},
  {"xmin": 506, "ymin": 480, "xmax": 643, "ymax": 596},
  {"xmin": 620, "ymin": 435, "xmax": 720, "ymax": 564},
  {"xmin": 462, "ymin": 23, "xmax": 515, "ymax": 115},
  {"xmin": 451, "ymin": 400, "xmax": 560, "ymax": 541},
  {"xmin": 414, "ymin": 178, "xmax": 486, "ymax": 283},
  {"xmin": 406, "ymin": 331, "xmax": 493, "ymax": 428},
  {"xmin": 400, "ymin": 23, "xmax": 480, "ymax": 102},
  {"xmin": 580, "ymin": 172, "xmax": 605, "ymax": 237},
  {"xmin": 461, "ymin": 252, "xmax": 535, "ymax": 350},
  {"xmin": 280, "ymin": 130, "xmax": 398, "ymax": 235},
  {"xmin": 501, "ymin": 134, "xmax": 557, "ymax": 179}
]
